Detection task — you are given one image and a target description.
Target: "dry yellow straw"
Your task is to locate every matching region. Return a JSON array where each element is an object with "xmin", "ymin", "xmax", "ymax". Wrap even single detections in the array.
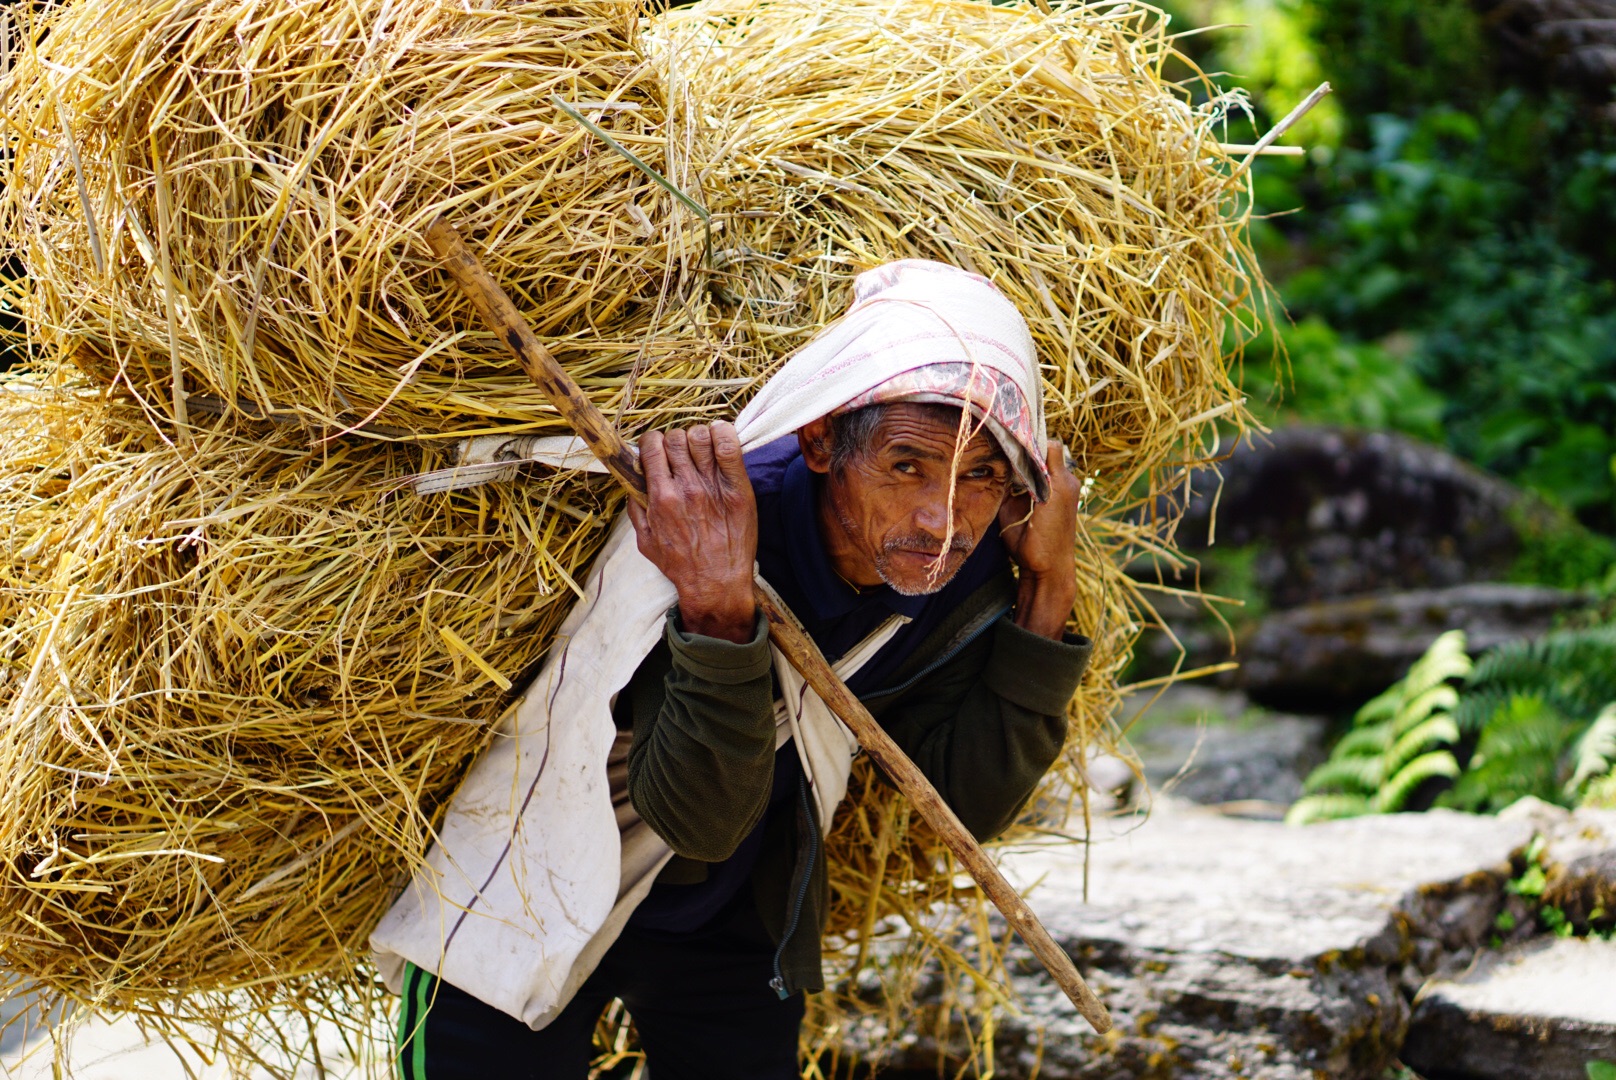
[
  {"xmin": 0, "ymin": 0, "xmax": 715, "ymax": 436},
  {"xmin": 0, "ymin": 377, "xmax": 621, "ymax": 1032}
]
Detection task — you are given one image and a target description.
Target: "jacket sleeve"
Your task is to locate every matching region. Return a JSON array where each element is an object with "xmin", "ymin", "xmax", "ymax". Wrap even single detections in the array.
[
  {"xmin": 624, "ymin": 609, "xmax": 778, "ymax": 862},
  {"xmin": 878, "ymin": 616, "xmax": 1092, "ymax": 842}
]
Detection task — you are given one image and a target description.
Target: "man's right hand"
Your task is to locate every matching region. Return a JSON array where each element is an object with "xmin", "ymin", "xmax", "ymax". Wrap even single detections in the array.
[{"xmin": 626, "ymin": 421, "xmax": 759, "ymax": 644}]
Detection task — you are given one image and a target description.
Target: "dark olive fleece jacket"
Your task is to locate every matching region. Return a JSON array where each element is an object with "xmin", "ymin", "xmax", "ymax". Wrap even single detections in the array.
[{"xmin": 616, "ymin": 568, "xmax": 1093, "ymax": 997}]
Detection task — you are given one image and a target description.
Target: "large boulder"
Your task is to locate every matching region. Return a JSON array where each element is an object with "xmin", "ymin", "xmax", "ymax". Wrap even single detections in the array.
[
  {"xmin": 856, "ymin": 804, "xmax": 1534, "ymax": 1079},
  {"xmin": 1239, "ymin": 582, "xmax": 1594, "ymax": 710},
  {"xmin": 1172, "ymin": 427, "xmax": 1537, "ymax": 609}
]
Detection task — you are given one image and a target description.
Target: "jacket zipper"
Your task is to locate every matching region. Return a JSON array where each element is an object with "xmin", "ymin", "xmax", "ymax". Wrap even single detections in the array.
[
  {"xmin": 766, "ymin": 598, "xmax": 1010, "ymax": 997},
  {"xmin": 770, "ymin": 776, "xmax": 820, "ymax": 999}
]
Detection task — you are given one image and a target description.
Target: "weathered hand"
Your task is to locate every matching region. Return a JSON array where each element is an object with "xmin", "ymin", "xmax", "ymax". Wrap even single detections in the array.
[
  {"xmin": 997, "ymin": 439, "xmax": 1080, "ymax": 639},
  {"xmin": 626, "ymin": 421, "xmax": 759, "ymax": 644}
]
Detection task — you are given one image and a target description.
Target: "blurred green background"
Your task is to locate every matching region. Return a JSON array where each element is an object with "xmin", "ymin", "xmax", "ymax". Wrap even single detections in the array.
[{"xmin": 1165, "ymin": 0, "xmax": 1616, "ymax": 542}]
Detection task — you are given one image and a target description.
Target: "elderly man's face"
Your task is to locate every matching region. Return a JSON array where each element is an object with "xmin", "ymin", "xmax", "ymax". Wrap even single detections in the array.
[{"xmin": 799, "ymin": 404, "xmax": 1012, "ymax": 596}]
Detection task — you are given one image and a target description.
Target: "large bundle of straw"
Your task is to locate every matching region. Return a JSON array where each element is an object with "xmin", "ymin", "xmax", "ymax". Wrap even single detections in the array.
[
  {"xmin": 0, "ymin": 380, "xmax": 617, "ymax": 1013},
  {"xmin": 0, "ymin": 0, "xmax": 1265, "ymax": 1071},
  {"xmin": 0, "ymin": 0, "xmax": 711, "ymax": 435}
]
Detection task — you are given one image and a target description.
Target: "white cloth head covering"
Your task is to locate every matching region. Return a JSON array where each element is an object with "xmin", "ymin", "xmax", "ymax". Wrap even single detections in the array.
[{"xmin": 739, "ymin": 259, "xmax": 1050, "ymax": 498}]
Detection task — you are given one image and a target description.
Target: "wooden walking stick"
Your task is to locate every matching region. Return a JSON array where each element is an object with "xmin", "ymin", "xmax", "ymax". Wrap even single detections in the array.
[{"xmin": 424, "ymin": 216, "xmax": 1113, "ymax": 1035}]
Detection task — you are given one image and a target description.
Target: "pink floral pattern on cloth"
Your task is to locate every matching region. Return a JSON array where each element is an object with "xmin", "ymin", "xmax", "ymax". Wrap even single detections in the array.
[{"xmin": 834, "ymin": 361, "xmax": 1047, "ymax": 497}]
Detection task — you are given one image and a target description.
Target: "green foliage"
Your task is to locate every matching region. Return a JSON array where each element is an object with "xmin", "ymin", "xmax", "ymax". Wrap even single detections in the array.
[
  {"xmin": 1174, "ymin": 0, "xmax": 1616, "ymax": 533},
  {"xmin": 1441, "ymin": 628, "xmax": 1616, "ymax": 812},
  {"xmin": 1453, "ymin": 627, "xmax": 1616, "ymax": 737},
  {"xmin": 1500, "ymin": 839, "xmax": 1616, "ymax": 945},
  {"xmin": 1295, "ymin": 627, "xmax": 1616, "ymax": 821},
  {"xmin": 1508, "ymin": 504, "xmax": 1616, "ymax": 592},
  {"xmin": 1275, "ymin": 97, "xmax": 1616, "ymax": 531},
  {"xmin": 1305, "ymin": 0, "xmax": 1495, "ymax": 126},
  {"xmin": 1287, "ymin": 630, "xmax": 1468, "ymax": 824},
  {"xmin": 1163, "ymin": 0, "xmax": 1345, "ymax": 149},
  {"xmin": 1443, "ymin": 694, "xmax": 1577, "ymax": 813},
  {"xmin": 1589, "ymin": 1061, "xmax": 1616, "ymax": 1080},
  {"xmin": 1243, "ymin": 316, "xmax": 1444, "ymax": 442},
  {"xmin": 1569, "ymin": 706, "xmax": 1616, "ymax": 805}
]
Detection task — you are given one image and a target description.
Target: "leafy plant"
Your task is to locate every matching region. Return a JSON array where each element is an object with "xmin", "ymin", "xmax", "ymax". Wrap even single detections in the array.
[
  {"xmin": 1294, "ymin": 627, "xmax": 1616, "ymax": 821},
  {"xmin": 1588, "ymin": 1061, "xmax": 1616, "ymax": 1080},
  {"xmin": 1276, "ymin": 100, "xmax": 1616, "ymax": 532},
  {"xmin": 1243, "ymin": 316, "xmax": 1445, "ymax": 442},
  {"xmin": 1508, "ymin": 503, "xmax": 1616, "ymax": 592},
  {"xmin": 1452, "ymin": 627, "xmax": 1616, "ymax": 741},
  {"xmin": 1444, "ymin": 694, "xmax": 1578, "ymax": 813},
  {"xmin": 1441, "ymin": 627, "xmax": 1616, "ymax": 812},
  {"xmin": 1570, "ymin": 706, "xmax": 1616, "ymax": 808},
  {"xmin": 1287, "ymin": 630, "xmax": 1469, "ymax": 824}
]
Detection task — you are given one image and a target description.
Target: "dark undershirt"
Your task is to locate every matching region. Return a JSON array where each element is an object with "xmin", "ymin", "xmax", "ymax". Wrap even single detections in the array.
[{"xmin": 627, "ymin": 436, "xmax": 1008, "ymax": 933}]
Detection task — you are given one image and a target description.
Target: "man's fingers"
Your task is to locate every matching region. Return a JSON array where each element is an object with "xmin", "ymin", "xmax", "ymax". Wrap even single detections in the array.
[
  {"xmin": 687, "ymin": 424, "xmax": 716, "ymax": 476},
  {"xmin": 639, "ymin": 430, "xmax": 670, "ymax": 488},
  {"xmin": 1044, "ymin": 438, "xmax": 1081, "ymax": 500},
  {"xmin": 625, "ymin": 496, "xmax": 648, "ymax": 536},
  {"xmin": 711, "ymin": 422, "xmax": 750, "ymax": 494},
  {"xmin": 663, "ymin": 427, "xmax": 690, "ymax": 467}
]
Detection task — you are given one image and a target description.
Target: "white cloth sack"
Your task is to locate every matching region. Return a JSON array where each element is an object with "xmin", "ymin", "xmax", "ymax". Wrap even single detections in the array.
[{"xmin": 371, "ymin": 259, "xmax": 1043, "ymax": 1027}]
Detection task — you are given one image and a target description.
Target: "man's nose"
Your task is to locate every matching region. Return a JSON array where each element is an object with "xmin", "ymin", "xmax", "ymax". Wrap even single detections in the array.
[{"xmin": 912, "ymin": 496, "xmax": 953, "ymax": 537}]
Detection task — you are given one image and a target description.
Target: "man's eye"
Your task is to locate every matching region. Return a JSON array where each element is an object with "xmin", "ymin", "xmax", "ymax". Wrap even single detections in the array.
[
  {"xmin": 894, "ymin": 462, "xmax": 919, "ymax": 475},
  {"xmin": 967, "ymin": 466, "xmax": 998, "ymax": 480}
]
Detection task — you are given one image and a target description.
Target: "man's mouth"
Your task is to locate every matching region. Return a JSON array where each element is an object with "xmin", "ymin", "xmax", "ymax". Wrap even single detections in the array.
[{"xmin": 892, "ymin": 547, "xmax": 962, "ymax": 563}]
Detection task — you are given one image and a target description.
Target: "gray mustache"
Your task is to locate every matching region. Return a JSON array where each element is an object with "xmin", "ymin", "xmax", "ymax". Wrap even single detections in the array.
[{"xmin": 884, "ymin": 533, "xmax": 974, "ymax": 558}]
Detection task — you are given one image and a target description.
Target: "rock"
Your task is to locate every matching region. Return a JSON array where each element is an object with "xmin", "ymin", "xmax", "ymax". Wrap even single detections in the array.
[
  {"xmin": 1540, "ymin": 807, "xmax": 1616, "ymax": 929},
  {"xmin": 855, "ymin": 805, "xmax": 1533, "ymax": 1079},
  {"xmin": 1240, "ymin": 583, "xmax": 1593, "ymax": 710},
  {"xmin": 1170, "ymin": 427, "xmax": 1536, "ymax": 609},
  {"xmin": 1122, "ymin": 686, "xmax": 1331, "ymax": 812},
  {"xmin": 1401, "ymin": 937, "xmax": 1616, "ymax": 1080}
]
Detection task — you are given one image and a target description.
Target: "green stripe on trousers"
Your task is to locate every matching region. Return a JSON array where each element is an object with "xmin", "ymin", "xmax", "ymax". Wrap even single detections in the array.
[{"xmin": 397, "ymin": 962, "xmax": 432, "ymax": 1080}]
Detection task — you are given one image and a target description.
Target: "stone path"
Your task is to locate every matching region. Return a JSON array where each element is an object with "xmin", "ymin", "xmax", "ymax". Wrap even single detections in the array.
[
  {"xmin": 7, "ymin": 799, "xmax": 1612, "ymax": 1079},
  {"xmin": 867, "ymin": 800, "xmax": 1566, "ymax": 1079}
]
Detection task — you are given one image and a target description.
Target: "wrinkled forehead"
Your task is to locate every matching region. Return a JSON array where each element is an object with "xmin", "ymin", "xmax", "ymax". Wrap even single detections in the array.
[{"xmin": 864, "ymin": 403, "xmax": 1009, "ymax": 462}]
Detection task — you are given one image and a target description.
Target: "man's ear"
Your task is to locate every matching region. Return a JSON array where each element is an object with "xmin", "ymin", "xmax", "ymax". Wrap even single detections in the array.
[{"xmin": 798, "ymin": 416, "xmax": 834, "ymax": 474}]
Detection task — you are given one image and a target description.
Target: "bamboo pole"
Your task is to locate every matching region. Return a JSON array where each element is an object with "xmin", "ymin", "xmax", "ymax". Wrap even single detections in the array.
[{"xmin": 424, "ymin": 215, "xmax": 1113, "ymax": 1036}]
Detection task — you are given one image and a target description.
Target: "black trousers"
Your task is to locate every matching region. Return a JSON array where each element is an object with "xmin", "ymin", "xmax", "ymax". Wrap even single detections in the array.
[{"xmin": 396, "ymin": 896, "xmax": 804, "ymax": 1080}]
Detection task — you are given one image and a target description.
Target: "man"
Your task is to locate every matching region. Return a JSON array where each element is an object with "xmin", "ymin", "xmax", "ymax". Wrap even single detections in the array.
[{"xmin": 375, "ymin": 260, "xmax": 1092, "ymax": 1079}]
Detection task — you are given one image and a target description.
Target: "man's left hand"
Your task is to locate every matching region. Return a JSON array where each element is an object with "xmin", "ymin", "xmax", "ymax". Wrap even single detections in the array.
[{"xmin": 998, "ymin": 439, "xmax": 1080, "ymax": 639}]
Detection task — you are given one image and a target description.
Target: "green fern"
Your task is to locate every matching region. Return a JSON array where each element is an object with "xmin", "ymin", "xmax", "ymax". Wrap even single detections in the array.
[
  {"xmin": 1286, "ymin": 793, "xmax": 1375, "ymax": 825},
  {"xmin": 1439, "ymin": 626, "xmax": 1616, "ymax": 812},
  {"xmin": 1443, "ymin": 694, "xmax": 1577, "ymax": 813},
  {"xmin": 1455, "ymin": 627, "xmax": 1616, "ymax": 735},
  {"xmin": 1302, "ymin": 755, "xmax": 1387, "ymax": 796},
  {"xmin": 1373, "ymin": 750, "xmax": 1461, "ymax": 813},
  {"xmin": 1288, "ymin": 630, "xmax": 1468, "ymax": 825},
  {"xmin": 1568, "ymin": 704, "xmax": 1616, "ymax": 804}
]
